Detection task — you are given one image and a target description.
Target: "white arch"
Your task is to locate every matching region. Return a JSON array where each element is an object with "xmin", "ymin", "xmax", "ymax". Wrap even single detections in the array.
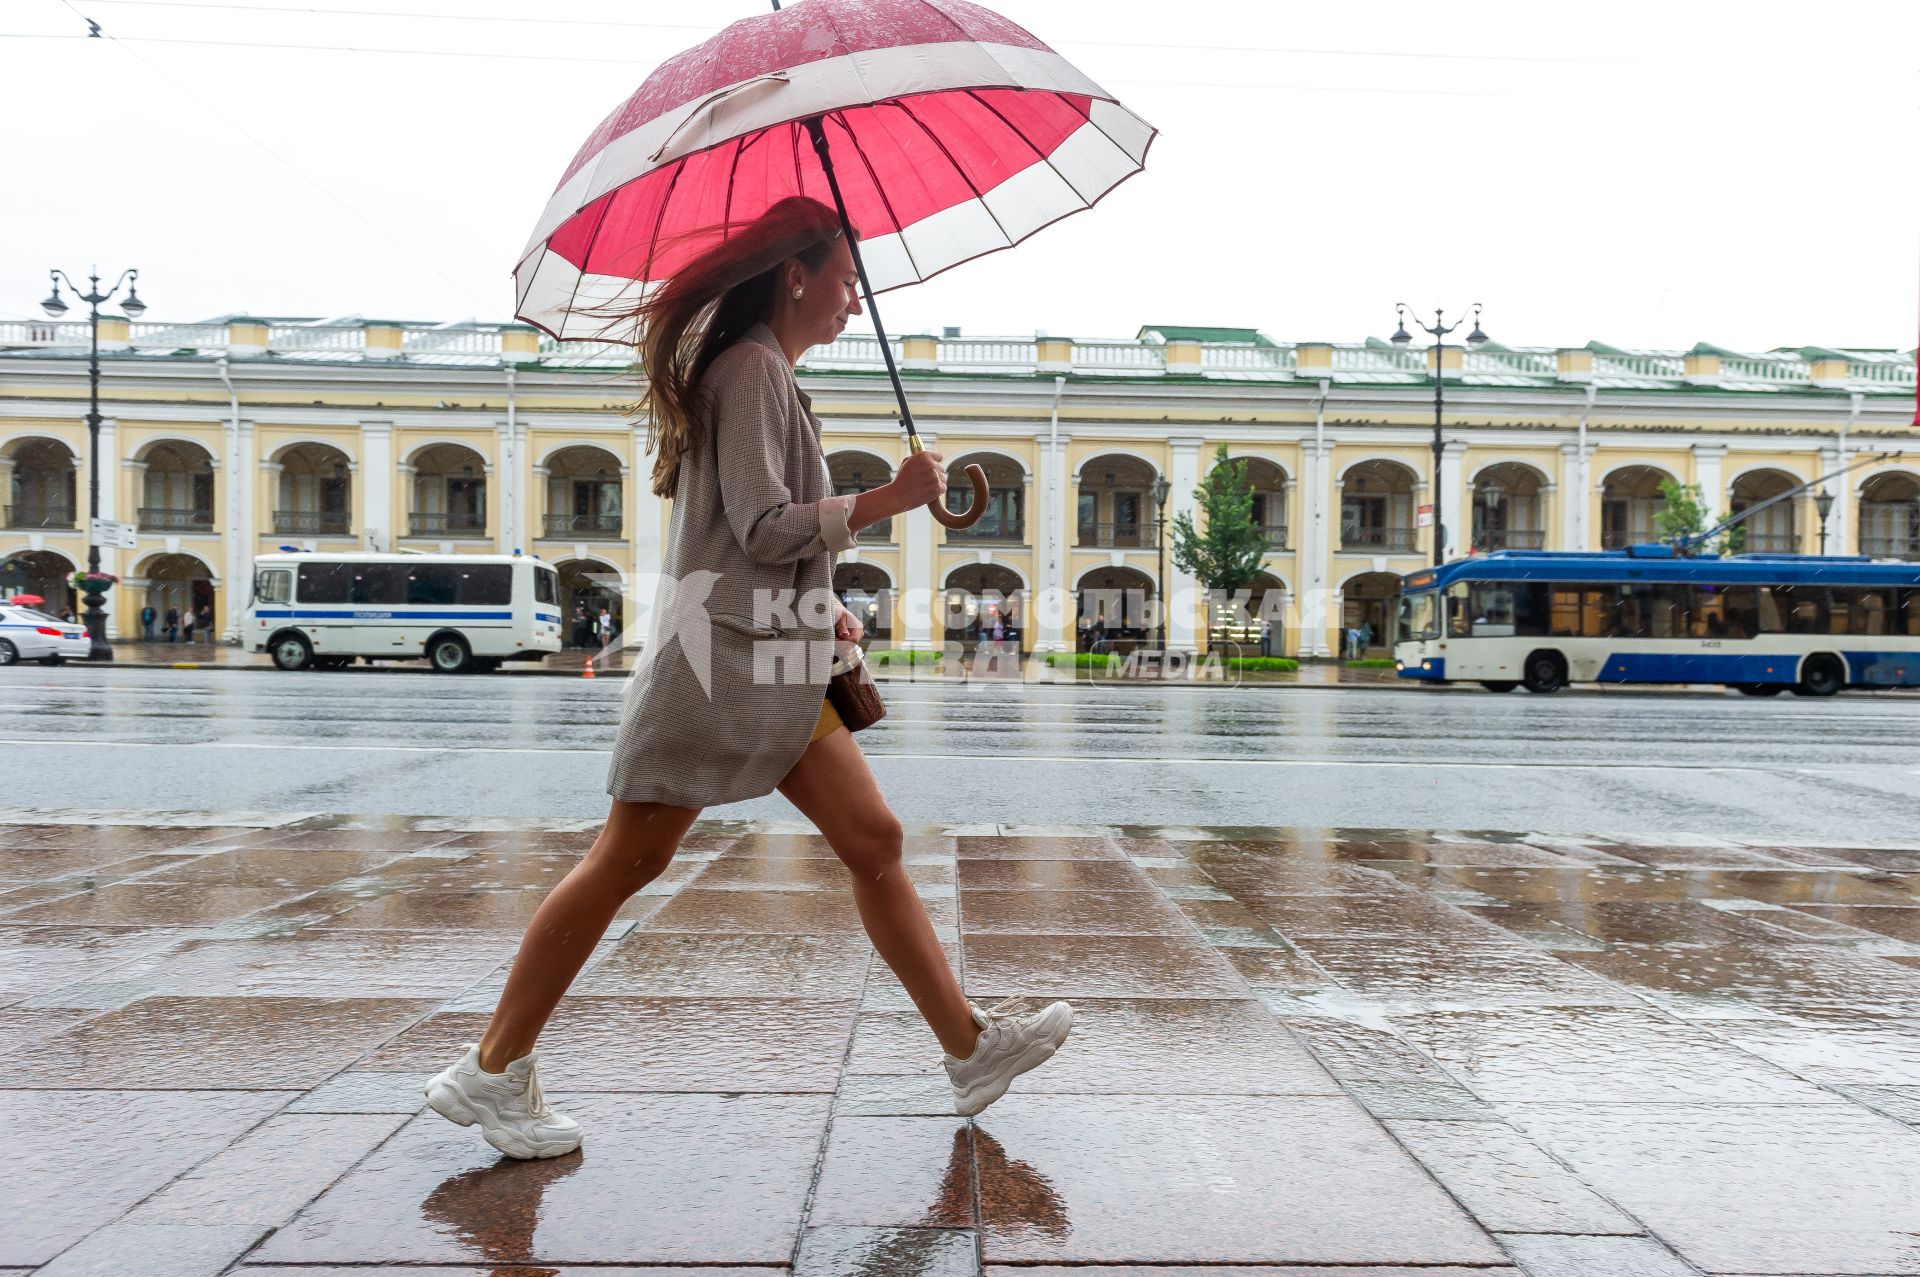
[
  {"xmin": 266, "ymin": 437, "xmax": 357, "ymax": 467},
  {"xmin": 551, "ymin": 553, "xmax": 629, "ymax": 588},
  {"xmin": 1595, "ymin": 459, "xmax": 1680, "ymax": 491},
  {"xmin": 1, "ymin": 544, "xmax": 80, "ymax": 570},
  {"xmin": 1216, "ymin": 450, "xmax": 1293, "ymax": 484},
  {"xmin": 536, "ymin": 439, "xmax": 627, "ymax": 471},
  {"xmin": 1073, "ymin": 448, "xmax": 1162, "ymax": 484},
  {"xmin": 1855, "ymin": 464, "xmax": 1920, "ymax": 497},
  {"xmin": 942, "ymin": 445, "xmax": 1032, "ymax": 479},
  {"xmin": 1335, "ymin": 565, "xmax": 1406, "ymax": 593},
  {"xmin": 1467, "ymin": 458, "xmax": 1553, "ymax": 488},
  {"xmin": 400, "ymin": 437, "xmax": 492, "ymax": 468},
  {"xmin": 1725, "ymin": 462, "xmax": 1806, "ymax": 493},
  {"xmin": 131, "ymin": 435, "xmax": 220, "ymax": 466},
  {"xmin": 833, "ymin": 559, "xmax": 897, "ymax": 589},
  {"xmin": 131, "ymin": 548, "xmax": 222, "ymax": 586},
  {"xmin": 0, "ymin": 433, "xmax": 80, "ymax": 463},
  {"xmin": 941, "ymin": 560, "xmax": 1033, "ymax": 593},
  {"xmin": 826, "ymin": 446, "xmax": 896, "ymax": 476},
  {"xmin": 1336, "ymin": 454, "xmax": 1423, "ymax": 486},
  {"xmin": 1072, "ymin": 563, "xmax": 1156, "ymax": 590}
]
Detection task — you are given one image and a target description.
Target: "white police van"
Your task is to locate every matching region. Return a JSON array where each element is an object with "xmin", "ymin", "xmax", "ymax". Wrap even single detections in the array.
[{"xmin": 244, "ymin": 552, "xmax": 563, "ymax": 673}]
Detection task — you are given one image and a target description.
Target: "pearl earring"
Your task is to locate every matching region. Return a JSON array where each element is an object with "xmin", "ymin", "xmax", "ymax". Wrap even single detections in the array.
[{"xmin": 792, "ymin": 286, "xmax": 804, "ymax": 299}]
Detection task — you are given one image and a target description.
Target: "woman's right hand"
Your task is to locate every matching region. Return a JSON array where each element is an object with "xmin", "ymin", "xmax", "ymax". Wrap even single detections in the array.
[{"xmin": 890, "ymin": 450, "xmax": 947, "ymax": 511}]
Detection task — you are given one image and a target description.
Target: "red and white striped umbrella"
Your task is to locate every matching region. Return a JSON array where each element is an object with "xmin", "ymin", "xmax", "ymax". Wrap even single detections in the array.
[{"xmin": 514, "ymin": 0, "xmax": 1155, "ymax": 341}]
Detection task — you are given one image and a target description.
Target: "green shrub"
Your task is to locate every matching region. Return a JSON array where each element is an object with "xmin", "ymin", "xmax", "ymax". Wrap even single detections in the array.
[
  {"xmin": 1223, "ymin": 657, "xmax": 1299, "ymax": 672},
  {"xmin": 1044, "ymin": 652, "xmax": 1118, "ymax": 668},
  {"xmin": 1345, "ymin": 658, "xmax": 1397, "ymax": 668},
  {"xmin": 870, "ymin": 649, "xmax": 942, "ymax": 666}
]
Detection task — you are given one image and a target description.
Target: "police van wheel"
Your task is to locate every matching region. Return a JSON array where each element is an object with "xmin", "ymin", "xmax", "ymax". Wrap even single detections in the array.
[
  {"xmin": 1480, "ymin": 680, "xmax": 1518, "ymax": 693},
  {"xmin": 429, "ymin": 636, "xmax": 472, "ymax": 674},
  {"xmin": 271, "ymin": 633, "xmax": 313, "ymax": 671},
  {"xmin": 1521, "ymin": 651, "xmax": 1566, "ymax": 694},
  {"xmin": 0, "ymin": 640, "xmax": 16, "ymax": 666}
]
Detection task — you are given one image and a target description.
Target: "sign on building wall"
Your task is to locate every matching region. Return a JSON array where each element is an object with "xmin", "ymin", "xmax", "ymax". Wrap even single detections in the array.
[
  {"xmin": 1416, "ymin": 504, "xmax": 1434, "ymax": 529},
  {"xmin": 90, "ymin": 518, "xmax": 138, "ymax": 550}
]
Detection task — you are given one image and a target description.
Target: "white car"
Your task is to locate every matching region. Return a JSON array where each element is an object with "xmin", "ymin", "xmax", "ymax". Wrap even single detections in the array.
[{"xmin": 0, "ymin": 605, "xmax": 91, "ymax": 666}]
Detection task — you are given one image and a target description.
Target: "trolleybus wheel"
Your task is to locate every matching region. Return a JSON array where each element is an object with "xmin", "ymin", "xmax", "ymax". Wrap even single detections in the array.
[
  {"xmin": 1793, "ymin": 654, "xmax": 1845, "ymax": 698},
  {"xmin": 1521, "ymin": 650, "xmax": 1566, "ymax": 694}
]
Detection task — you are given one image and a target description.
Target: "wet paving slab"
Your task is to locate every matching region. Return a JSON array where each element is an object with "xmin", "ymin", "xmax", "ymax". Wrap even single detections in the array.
[{"xmin": 0, "ymin": 811, "xmax": 1916, "ymax": 1274}]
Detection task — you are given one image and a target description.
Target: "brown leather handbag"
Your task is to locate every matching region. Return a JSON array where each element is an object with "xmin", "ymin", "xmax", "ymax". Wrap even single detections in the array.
[{"xmin": 826, "ymin": 644, "xmax": 886, "ymax": 732}]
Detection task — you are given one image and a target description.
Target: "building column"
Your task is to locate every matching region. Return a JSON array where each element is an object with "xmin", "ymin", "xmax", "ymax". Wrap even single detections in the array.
[
  {"xmin": 494, "ymin": 420, "xmax": 517, "ymax": 552},
  {"xmin": 1297, "ymin": 439, "xmax": 1333, "ymax": 657},
  {"xmin": 1538, "ymin": 482, "xmax": 1559, "ymax": 552},
  {"xmin": 1032, "ymin": 430, "xmax": 1067, "ymax": 653},
  {"xmin": 1439, "ymin": 439, "xmax": 1467, "ymax": 562},
  {"xmin": 1692, "ymin": 444, "xmax": 1728, "ymax": 523},
  {"xmin": 220, "ymin": 413, "xmax": 248, "ymax": 641},
  {"xmin": 361, "ymin": 421, "xmax": 393, "ymax": 552},
  {"xmin": 1559, "ymin": 444, "xmax": 1583, "ymax": 550},
  {"xmin": 1166, "ymin": 437, "xmax": 1203, "ymax": 654},
  {"xmin": 900, "ymin": 431, "xmax": 937, "ymax": 651},
  {"xmin": 93, "ymin": 417, "xmax": 119, "ymax": 636},
  {"xmin": 1820, "ymin": 443, "xmax": 1849, "ymax": 554},
  {"xmin": 630, "ymin": 422, "xmax": 668, "ymax": 643}
]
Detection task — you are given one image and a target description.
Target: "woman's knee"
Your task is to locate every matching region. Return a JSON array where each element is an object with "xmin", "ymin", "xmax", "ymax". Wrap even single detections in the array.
[{"xmin": 836, "ymin": 812, "xmax": 905, "ymax": 882}]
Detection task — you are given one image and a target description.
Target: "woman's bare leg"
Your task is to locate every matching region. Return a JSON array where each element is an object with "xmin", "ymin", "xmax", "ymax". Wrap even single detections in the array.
[
  {"xmin": 777, "ymin": 726, "xmax": 978, "ymax": 1058},
  {"xmin": 475, "ymin": 798, "xmax": 701, "ymax": 1072}
]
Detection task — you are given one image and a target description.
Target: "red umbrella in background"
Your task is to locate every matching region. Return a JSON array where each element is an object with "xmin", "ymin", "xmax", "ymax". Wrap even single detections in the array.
[
  {"xmin": 514, "ymin": 0, "xmax": 1154, "ymax": 526},
  {"xmin": 6, "ymin": 594, "xmax": 46, "ymax": 608}
]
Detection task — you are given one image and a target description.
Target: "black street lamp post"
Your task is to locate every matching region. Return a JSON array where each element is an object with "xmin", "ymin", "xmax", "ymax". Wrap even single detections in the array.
[
  {"xmin": 1392, "ymin": 303, "xmax": 1488, "ymax": 568},
  {"xmin": 41, "ymin": 267, "xmax": 146, "ymax": 660},
  {"xmin": 1814, "ymin": 487, "xmax": 1834, "ymax": 556},
  {"xmin": 1151, "ymin": 473, "xmax": 1169, "ymax": 651}
]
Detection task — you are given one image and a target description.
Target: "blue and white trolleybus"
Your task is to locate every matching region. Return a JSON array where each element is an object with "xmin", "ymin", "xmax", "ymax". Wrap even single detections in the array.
[{"xmin": 1394, "ymin": 547, "xmax": 1920, "ymax": 695}]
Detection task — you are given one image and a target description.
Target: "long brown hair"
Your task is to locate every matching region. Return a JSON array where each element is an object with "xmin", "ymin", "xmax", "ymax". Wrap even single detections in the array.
[{"xmin": 629, "ymin": 196, "xmax": 847, "ymax": 498}]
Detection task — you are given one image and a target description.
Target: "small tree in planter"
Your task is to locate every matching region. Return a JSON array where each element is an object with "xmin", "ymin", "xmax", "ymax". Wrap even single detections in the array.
[{"xmin": 1168, "ymin": 444, "xmax": 1271, "ymax": 646}]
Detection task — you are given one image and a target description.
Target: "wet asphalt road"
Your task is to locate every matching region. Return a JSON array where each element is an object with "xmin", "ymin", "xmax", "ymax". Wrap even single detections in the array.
[{"xmin": 8, "ymin": 668, "xmax": 1916, "ymax": 837}]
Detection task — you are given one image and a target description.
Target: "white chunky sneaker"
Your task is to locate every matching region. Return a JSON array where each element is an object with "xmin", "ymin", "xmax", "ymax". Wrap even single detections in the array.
[
  {"xmin": 942, "ymin": 997, "xmax": 1074, "ymax": 1118},
  {"xmin": 424, "ymin": 1043, "xmax": 583, "ymax": 1160}
]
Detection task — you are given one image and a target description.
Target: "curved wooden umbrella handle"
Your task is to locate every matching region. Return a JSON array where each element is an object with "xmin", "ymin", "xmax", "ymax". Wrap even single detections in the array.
[{"xmin": 930, "ymin": 463, "xmax": 988, "ymax": 529}]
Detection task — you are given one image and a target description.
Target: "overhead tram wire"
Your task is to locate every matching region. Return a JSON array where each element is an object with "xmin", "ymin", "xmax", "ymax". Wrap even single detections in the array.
[
  {"xmin": 48, "ymin": 0, "xmax": 504, "ymax": 316},
  {"xmin": 50, "ymin": 0, "xmax": 1904, "ymax": 75}
]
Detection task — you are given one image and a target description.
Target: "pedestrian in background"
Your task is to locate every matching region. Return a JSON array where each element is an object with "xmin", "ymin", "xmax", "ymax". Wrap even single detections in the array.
[
  {"xmin": 196, "ymin": 605, "xmax": 211, "ymax": 641},
  {"xmin": 140, "ymin": 603, "xmax": 156, "ymax": 641},
  {"xmin": 1259, "ymin": 615, "xmax": 1272, "ymax": 657},
  {"xmin": 571, "ymin": 604, "xmax": 591, "ymax": 650},
  {"xmin": 164, "ymin": 606, "xmax": 179, "ymax": 643},
  {"xmin": 594, "ymin": 606, "xmax": 615, "ymax": 653},
  {"xmin": 181, "ymin": 607, "xmax": 196, "ymax": 643}
]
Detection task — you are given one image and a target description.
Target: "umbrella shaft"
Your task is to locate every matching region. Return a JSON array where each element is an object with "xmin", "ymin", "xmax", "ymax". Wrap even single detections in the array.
[{"xmin": 804, "ymin": 115, "xmax": 920, "ymax": 446}]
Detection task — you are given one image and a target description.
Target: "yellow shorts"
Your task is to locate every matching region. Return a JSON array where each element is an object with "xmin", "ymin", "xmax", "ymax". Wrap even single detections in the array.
[{"xmin": 808, "ymin": 695, "xmax": 844, "ymax": 743}]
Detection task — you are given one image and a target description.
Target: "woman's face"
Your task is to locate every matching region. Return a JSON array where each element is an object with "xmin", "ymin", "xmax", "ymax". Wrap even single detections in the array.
[{"xmin": 794, "ymin": 236, "xmax": 862, "ymax": 347}]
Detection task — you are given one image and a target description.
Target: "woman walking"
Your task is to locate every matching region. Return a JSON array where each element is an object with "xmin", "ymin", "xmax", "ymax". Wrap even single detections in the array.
[{"xmin": 427, "ymin": 197, "xmax": 1072, "ymax": 1160}]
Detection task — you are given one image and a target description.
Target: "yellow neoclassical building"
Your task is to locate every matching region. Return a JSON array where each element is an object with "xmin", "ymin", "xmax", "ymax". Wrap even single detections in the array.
[{"xmin": 2, "ymin": 314, "xmax": 1914, "ymax": 658}]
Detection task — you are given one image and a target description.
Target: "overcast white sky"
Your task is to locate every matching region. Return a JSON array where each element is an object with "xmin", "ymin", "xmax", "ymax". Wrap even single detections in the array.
[{"xmin": 4, "ymin": 0, "xmax": 1917, "ymax": 353}]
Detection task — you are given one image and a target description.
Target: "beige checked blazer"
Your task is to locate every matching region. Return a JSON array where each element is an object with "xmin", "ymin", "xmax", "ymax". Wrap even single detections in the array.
[{"xmin": 606, "ymin": 322, "xmax": 859, "ymax": 809}]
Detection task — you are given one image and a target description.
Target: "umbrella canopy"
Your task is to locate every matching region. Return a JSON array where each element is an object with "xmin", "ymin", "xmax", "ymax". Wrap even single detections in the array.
[
  {"xmin": 5, "ymin": 594, "xmax": 45, "ymax": 607},
  {"xmin": 515, "ymin": 0, "xmax": 1155, "ymax": 340}
]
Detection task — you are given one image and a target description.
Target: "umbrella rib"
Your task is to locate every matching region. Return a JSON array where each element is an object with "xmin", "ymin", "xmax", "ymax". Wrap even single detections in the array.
[
  {"xmin": 721, "ymin": 131, "xmax": 752, "ymax": 231},
  {"xmin": 829, "ymin": 109, "xmax": 923, "ymax": 282},
  {"xmin": 889, "ymin": 97, "xmax": 1015, "ymax": 249},
  {"xmin": 962, "ymin": 88, "xmax": 1128, "ymax": 207}
]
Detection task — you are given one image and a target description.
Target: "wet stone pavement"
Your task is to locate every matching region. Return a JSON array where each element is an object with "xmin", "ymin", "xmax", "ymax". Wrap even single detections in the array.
[{"xmin": 2, "ymin": 812, "xmax": 1919, "ymax": 1275}]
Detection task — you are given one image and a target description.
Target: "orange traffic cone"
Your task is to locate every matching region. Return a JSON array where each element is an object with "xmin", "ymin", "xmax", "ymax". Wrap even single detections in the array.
[{"xmin": 582, "ymin": 658, "xmax": 595, "ymax": 679}]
